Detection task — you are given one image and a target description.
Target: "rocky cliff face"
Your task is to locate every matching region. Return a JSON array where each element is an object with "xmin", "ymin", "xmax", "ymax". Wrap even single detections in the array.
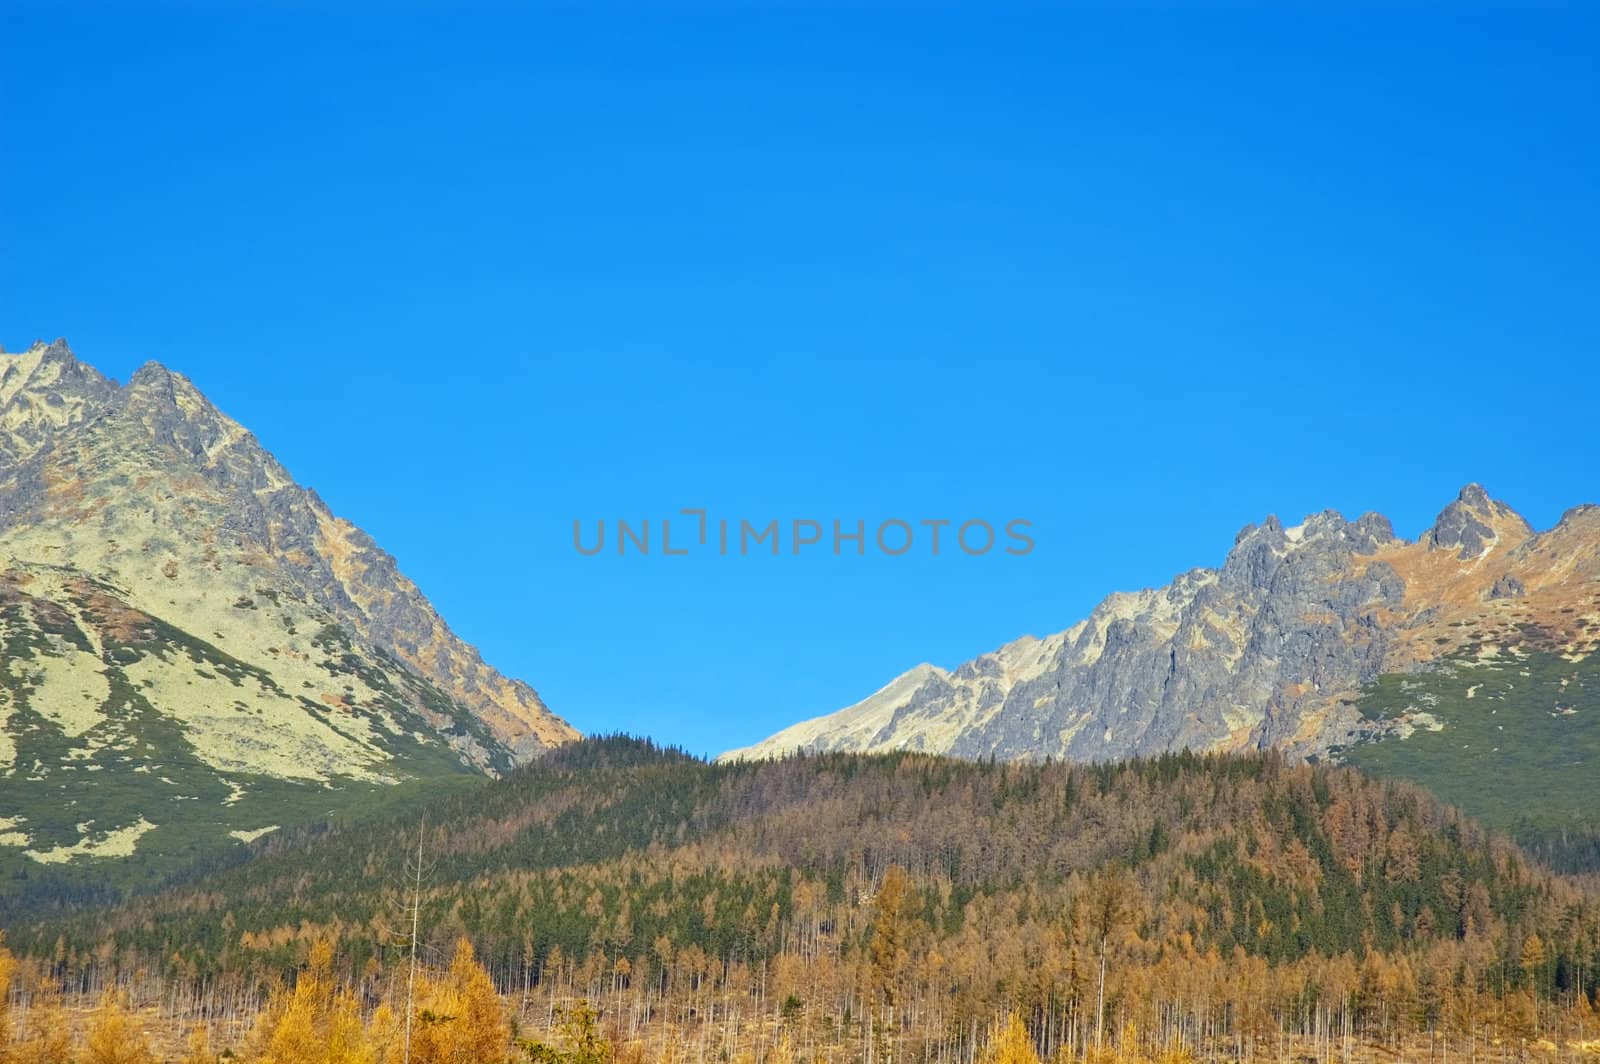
[
  {"xmin": 0, "ymin": 340, "xmax": 575, "ymax": 879},
  {"xmin": 722, "ymin": 486, "xmax": 1600, "ymax": 764}
]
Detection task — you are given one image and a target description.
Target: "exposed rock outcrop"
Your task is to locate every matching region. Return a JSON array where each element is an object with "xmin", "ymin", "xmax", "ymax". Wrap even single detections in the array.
[{"xmin": 724, "ymin": 485, "xmax": 1599, "ymax": 765}]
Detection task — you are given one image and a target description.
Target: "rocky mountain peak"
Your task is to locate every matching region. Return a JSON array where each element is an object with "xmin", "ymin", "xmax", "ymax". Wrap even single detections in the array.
[
  {"xmin": 1217, "ymin": 508, "xmax": 1393, "ymax": 595},
  {"xmin": 1, "ymin": 338, "xmax": 102, "ymax": 392},
  {"xmin": 1557, "ymin": 503, "xmax": 1600, "ymax": 528},
  {"xmin": 21, "ymin": 337, "xmax": 71, "ymax": 359},
  {"xmin": 0, "ymin": 340, "xmax": 118, "ymax": 467},
  {"xmin": 728, "ymin": 483, "xmax": 1597, "ymax": 769},
  {"xmin": 1, "ymin": 340, "xmax": 576, "ymax": 770},
  {"xmin": 4, "ymin": 338, "xmax": 106, "ymax": 382},
  {"xmin": 124, "ymin": 358, "xmax": 180, "ymax": 390},
  {"xmin": 116, "ymin": 358, "xmax": 274, "ymax": 477},
  {"xmin": 1428, "ymin": 483, "xmax": 1532, "ymax": 559},
  {"xmin": 121, "ymin": 360, "xmax": 219, "ymax": 416}
]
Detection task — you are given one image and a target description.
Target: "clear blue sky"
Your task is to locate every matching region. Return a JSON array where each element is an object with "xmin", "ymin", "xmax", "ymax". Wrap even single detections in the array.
[{"xmin": 3, "ymin": 4, "xmax": 1596, "ymax": 757}]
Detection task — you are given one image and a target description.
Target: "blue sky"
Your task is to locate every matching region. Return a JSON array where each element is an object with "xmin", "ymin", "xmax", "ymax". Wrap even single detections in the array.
[{"xmin": 3, "ymin": 5, "xmax": 1597, "ymax": 757}]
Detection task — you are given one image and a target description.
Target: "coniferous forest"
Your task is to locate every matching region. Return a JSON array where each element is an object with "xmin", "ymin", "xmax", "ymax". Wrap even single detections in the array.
[{"xmin": 2, "ymin": 737, "xmax": 1598, "ymax": 1062}]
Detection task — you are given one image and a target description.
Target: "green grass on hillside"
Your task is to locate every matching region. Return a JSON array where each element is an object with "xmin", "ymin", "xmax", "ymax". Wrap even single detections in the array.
[
  {"xmin": 1340, "ymin": 643, "xmax": 1600, "ymax": 870},
  {"xmin": 0, "ymin": 605, "xmax": 490, "ymax": 914}
]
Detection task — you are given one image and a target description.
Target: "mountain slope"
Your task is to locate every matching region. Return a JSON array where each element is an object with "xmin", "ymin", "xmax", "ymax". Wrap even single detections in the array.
[
  {"xmin": 0, "ymin": 339, "xmax": 576, "ymax": 896},
  {"xmin": 722, "ymin": 486, "xmax": 1599, "ymax": 773},
  {"xmin": 1343, "ymin": 638, "xmax": 1600, "ymax": 869}
]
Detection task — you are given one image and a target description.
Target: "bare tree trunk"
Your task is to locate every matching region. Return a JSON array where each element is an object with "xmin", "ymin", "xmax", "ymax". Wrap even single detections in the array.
[
  {"xmin": 403, "ymin": 816, "xmax": 425, "ymax": 1064},
  {"xmin": 1096, "ymin": 935, "xmax": 1108, "ymax": 1053}
]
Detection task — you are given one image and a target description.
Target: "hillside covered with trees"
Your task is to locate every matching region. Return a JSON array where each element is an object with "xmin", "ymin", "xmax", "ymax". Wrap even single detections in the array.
[{"xmin": 3, "ymin": 737, "xmax": 1599, "ymax": 1062}]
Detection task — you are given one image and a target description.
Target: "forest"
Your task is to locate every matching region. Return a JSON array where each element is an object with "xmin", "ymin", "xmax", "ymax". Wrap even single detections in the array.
[{"xmin": 2, "ymin": 737, "xmax": 1599, "ymax": 1062}]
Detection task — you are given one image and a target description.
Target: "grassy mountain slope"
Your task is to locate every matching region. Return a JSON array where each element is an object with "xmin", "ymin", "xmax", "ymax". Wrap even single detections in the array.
[
  {"xmin": 0, "ymin": 564, "xmax": 489, "ymax": 909},
  {"xmin": 1342, "ymin": 643, "xmax": 1600, "ymax": 871}
]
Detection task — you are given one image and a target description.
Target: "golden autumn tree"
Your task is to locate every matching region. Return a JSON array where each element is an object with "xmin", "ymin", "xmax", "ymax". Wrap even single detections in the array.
[
  {"xmin": 869, "ymin": 865, "xmax": 919, "ymax": 1063},
  {"xmin": 256, "ymin": 981, "xmax": 319, "ymax": 1064},
  {"xmin": 367, "ymin": 1003, "xmax": 401, "ymax": 1064},
  {"xmin": 1521, "ymin": 933, "xmax": 1548, "ymax": 993},
  {"xmin": 322, "ymin": 993, "xmax": 374, "ymax": 1064},
  {"xmin": 0, "ymin": 935, "xmax": 14, "ymax": 1058},
  {"xmin": 1081, "ymin": 869, "xmax": 1138, "ymax": 1053},
  {"xmin": 1567, "ymin": 988, "xmax": 1595, "ymax": 1046},
  {"xmin": 83, "ymin": 993, "xmax": 156, "ymax": 1064},
  {"xmin": 870, "ymin": 866, "xmax": 917, "ymax": 1012},
  {"xmin": 249, "ymin": 939, "xmax": 375, "ymax": 1064},
  {"xmin": 980, "ymin": 1013, "xmax": 1040, "ymax": 1064},
  {"xmin": 1499, "ymin": 989, "xmax": 1538, "ymax": 1045},
  {"xmin": 179, "ymin": 1023, "xmax": 219, "ymax": 1064},
  {"xmin": 408, "ymin": 938, "xmax": 511, "ymax": 1064},
  {"xmin": 446, "ymin": 937, "xmax": 510, "ymax": 1064},
  {"xmin": 16, "ymin": 986, "xmax": 73, "ymax": 1064},
  {"xmin": 1153, "ymin": 1038, "xmax": 1197, "ymax": 1064}
]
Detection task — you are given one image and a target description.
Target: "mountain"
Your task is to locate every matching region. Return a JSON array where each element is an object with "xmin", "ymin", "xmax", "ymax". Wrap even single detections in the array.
[
  {"xmin": 721, "ymin": 486, "xmax": 1600, "ymax": 851},
  {"xmin": 6, "ymin": 738, "xmax": 1593, "ymax": 1061},
  {"xmin": 0, "ymin": 339, "xmax": 576, "ymax": 898}
]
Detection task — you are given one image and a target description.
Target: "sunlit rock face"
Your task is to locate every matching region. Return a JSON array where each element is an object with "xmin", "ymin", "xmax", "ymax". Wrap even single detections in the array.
[
  {"xmin": 0, "ymin": 340, "xmax": 576, "ymax": 875},
  {"xmin": 724, "ymin": 486, "xmax": 1600, "ymax": 765}
]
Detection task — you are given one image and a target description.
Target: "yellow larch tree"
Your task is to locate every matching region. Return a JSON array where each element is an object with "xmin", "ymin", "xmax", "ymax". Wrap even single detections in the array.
[
  {"xmin": 249, "ymin": 939, "xmax": 375, "ymax": 1064},
  {"xmin": 981, "ymin": 1013, "xmax": 1041, "ymax": 1064},
  {"xmin": 17, "ymin": 986, "xmax": 73, "ymax": 1064},
  {"xmin": 408, "ymin": 938, "xmax": 510, "ymax": 1064},
  {"xmin": 179, "ymin": 1023, "xmax": 219, "ymax": 1064},
  {"xmin": 0, "ymin": 936, "xmax": 14, "ymax": 1059},
  {"xmin": 83, "ymin": 992, "xmax": 156, "ymax": 1064}
]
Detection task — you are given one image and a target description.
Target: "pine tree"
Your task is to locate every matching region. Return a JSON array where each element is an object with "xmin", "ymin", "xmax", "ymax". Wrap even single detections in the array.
[{"xmin": 517, "ymin": 1001, "xmax": 607, "ymax": 1064}]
